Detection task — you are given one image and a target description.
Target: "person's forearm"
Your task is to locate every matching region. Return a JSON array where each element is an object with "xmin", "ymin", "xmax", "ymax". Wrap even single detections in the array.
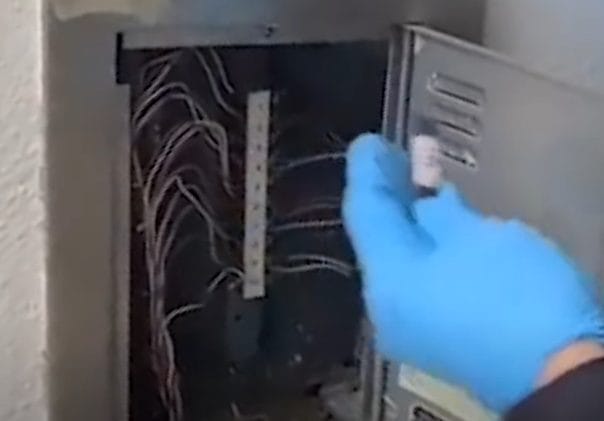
[
  {"xmin": 507, "ymin": 341, "xmax": 604, "ymax": 420},
  {"xmin": 539, "ymin": 341, "xmax": 604, "ymax": 387},
  {"xmin": 507, "ymin": 349, "xmax": 604, "ymax": 420}
]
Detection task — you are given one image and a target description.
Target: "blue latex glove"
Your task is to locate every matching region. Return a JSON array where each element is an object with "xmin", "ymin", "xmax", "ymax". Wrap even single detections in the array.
[{"xmin": 342, "ymin": 133, "xmax": 604, "ymax": 412}]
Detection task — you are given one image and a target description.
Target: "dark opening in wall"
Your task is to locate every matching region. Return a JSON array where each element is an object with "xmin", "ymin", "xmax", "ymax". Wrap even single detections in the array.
[{"xmin": 120, "ymin": 42, "xmax": 388, "ymax": 421}]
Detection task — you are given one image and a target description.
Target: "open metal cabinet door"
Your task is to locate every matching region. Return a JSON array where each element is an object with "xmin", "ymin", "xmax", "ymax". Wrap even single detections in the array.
[{"xmin": 375, "ymin": 26, "xmax": 604, "ymax": 421}]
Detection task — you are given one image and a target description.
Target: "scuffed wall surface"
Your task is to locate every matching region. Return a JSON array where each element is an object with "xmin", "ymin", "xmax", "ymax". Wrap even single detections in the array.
[
  {"xmin": 485, "ymin": 0, "xmax": 604, "ymax": 93},
  {"xmin": 50, "ymin": 0, "xmax": 165, "ymax": 22},
  {"xmin": 0, "ymin": 0, "xmax": 48, "ymax": 421}
]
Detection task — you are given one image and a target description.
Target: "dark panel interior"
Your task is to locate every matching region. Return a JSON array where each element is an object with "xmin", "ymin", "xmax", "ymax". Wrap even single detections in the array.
[{"xmin": 121, "ymin": 42, "xmax": 387, "ymax": 421}]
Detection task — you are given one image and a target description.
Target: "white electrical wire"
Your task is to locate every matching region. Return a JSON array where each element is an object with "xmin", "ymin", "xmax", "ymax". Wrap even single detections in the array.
[
  {"xmin": 137, "ymin": 52, "xmax": 182, "ymax": 115},
  {"xmin": 272, "ymin": 151, "xmax": 345, "ymax": 177},
  {"xmin": 131, "ymin": 49, "xmax": 259, "ymax": 421},
  {"xmin": 133, "ymin": 83, "xmax": 205, "ymax": 133},
  {"xmin": 161, "ymin": 121, "xmax": 233, "ymax": 197},
  {"xmin": 191, "ymin": 49, "xmax": 240, "ymax": 117},
  {"xmin": 270, "ymin": 219, "xmax": 342, "ymax": 234},
  {"xmin": 175, "ymin": 178, "xmax": 229, "ymax": 265},
  {"xmin": 271, "ymin": 254, "xmax": 355, "ymax": 278},
  {"xmin": 158, "ymin": 204, "xmax": 195, "ymax": 266},
  {"xmin": 269, "ymin": 113, "xmax": 307, "ymax": 146},
  {"xmin": 208, "ymin": 266, "xmax": 244, "ymax": 293},
  {"xmin": 164, "ymin": 303, "xmax": 206, "ymax": 328},
  {"xmin": 208, "ymin": 48, "xmax": 236, "ymax": 94},
  {"xmin": 159, "ymin": 325, "xmax": 182, "ymax": 421},
  {"xmin": 279, "ymin": 197, "xmax": 341, "ymax": 219},
  {"xmin": 139, "ymin": 51, "xmax": 181, "ymax": 89},
  {"xmin": 133, "ymin": 151, "xmax": 162, "ymax": 318},
  {"xmin": 162, "ymin": 266, "xmax": 245, "ymax": 328},
  {"xmin": 136, "ymin": 53, "xmax": 180, "ymax": 131},
  {"xmin": 157, "ymin": 186, "xmax": 224, "ymax": 270},
  {"xmin": 145, "ymin": 118, "xmax": 233, "ymax": 199},
  {"xmin": 271, "ymin": 263, "xmax": 352, "ymax": 278},
  {"xmin": 325, "ymin": 131, "xmax": 347, "ymax": 148},
  {"xmin": 133, "ymin": 51, "xmax": 236, "ymax": 421},
  {"xmin": 286, "ymin": 253, "xmax": 354, "ymax": 271},
  {"xmin": 154, "ymin": 164, "xmax": 212, "ymax": 260},
  {"xmin": 134, "ymin": 89, "xmax": 231, "ymax": 184}
]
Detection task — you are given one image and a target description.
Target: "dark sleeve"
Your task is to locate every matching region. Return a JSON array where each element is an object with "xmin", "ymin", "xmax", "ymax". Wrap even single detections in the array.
[{"xmin": 506, "ymin": 358, "xmax": 604, "ymax": 421}]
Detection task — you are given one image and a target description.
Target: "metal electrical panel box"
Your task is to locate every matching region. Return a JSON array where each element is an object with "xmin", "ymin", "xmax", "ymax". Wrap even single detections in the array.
[
  {"xmin": 47, "ymin": 2, "xmax": 489, "ymax": 420},
  {"xmin": 378, "ymin": 26, "xmax": 604, "ymax": 421},
  {"xmin": 113, "ymin": 5, "xmax": 484, "ymax": 421}
]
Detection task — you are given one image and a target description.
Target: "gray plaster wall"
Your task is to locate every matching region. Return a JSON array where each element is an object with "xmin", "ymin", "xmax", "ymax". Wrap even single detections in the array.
[{"xmin": 485, "ymin": 0, "xmax": 604, "ymax": 93}]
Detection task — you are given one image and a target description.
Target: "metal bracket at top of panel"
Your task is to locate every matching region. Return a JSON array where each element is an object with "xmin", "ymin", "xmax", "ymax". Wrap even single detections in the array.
[{"xmin": 121, "ymin": 0, "xmax": 484, "ymax": 49}]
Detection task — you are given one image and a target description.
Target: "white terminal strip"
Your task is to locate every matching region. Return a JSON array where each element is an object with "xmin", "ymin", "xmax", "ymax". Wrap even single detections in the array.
[{"xmin": 243, "ymin": 91, "xmax": 271, "ymax": 299}]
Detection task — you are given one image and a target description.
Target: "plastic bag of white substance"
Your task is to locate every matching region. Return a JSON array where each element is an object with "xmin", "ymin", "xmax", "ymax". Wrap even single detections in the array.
[{"xmin": 50, "ymin": 0, "xmax": 167, "ymax": 22}]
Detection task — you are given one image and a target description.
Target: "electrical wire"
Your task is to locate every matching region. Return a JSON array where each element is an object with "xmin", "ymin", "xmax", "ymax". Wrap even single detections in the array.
[
  {"xmin": 325, "ymin": 131, "xmax": 347, "ymax": 148},
  {"xmin": 286, "ymin": 253, "xmax": 354, "ymax": 270},
  {"xmin": 279, "ymin": 197, "xmax": 341, "ymax": 219},
  {"xmin": 161, "ymin": 267, "xmax": 244, "ymax": 330},
  {"xmin": 208, "ymin": 48, "xmax": 236, "ymax": 94},
  {"xmin": 134, "ymin": 86, "xmax": 233, "ymax": 193},
  {"xmin": 136, "ymin": 52, "xmax": 182, "ymax": 116},
  {"xmin": 133, "ymin": 83, "xmax": 206, "ymax": 134},
  {"xmin": 272, "ymin": 151, "xmax": 345, "ymax": 178},
  {"xmin": 133, "ymin": 49, "xmax": 355, "ymax": 421},
  {"xmin": 132, "ymin": 49, "xmax": 249, "ymax": 421},
  {"xmin": 158, "ymin": 204, "xmax": 195, "ymax": 269},
  {"xmin": 164, "ymin": 303, "xmax": 206, "ymax": 328},
  {"xmin": 271, "ymin": 254, "xmax": 355, "ymax": 278},
  {"xmin": 154, "ymin": 166, "xmax": 205, "ymax": 259},
  {"xmin": 175, "ymin": 178, "xmax": 229, "ymax": 265},
  {"xmin": 139, "ymin": 52, "xmax": 181, "ymax": 90},
  {"xmin": 135, "ymin": 151, "xmax": 179, "ymax": 418},
  {"xmin": 145, "ymin": 117, "xmax": 233, "ymax": 198},
  {"xmin": 191, "ymin": 48, "xmax": 240, "ymax": 117},
  {"xmin": 162, "ymin": 120, "xmax": 233, "ymax": 196},
  {"xmin": 208, "ymin": 266, "xmax": 244, "ymax": 293},
  {"xmin": 271, "ymin": 263, "xmax": 352, "ymax": 278},
  {"xmin": 270, "ymin": 219, "xmax": 342, "ymax": 234}
]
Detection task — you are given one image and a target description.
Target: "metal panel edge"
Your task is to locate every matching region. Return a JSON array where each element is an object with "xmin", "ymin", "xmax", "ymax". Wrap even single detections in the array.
[{"xmin": 121, "ymin": 0, "xmax": 484, "ymax": 49}]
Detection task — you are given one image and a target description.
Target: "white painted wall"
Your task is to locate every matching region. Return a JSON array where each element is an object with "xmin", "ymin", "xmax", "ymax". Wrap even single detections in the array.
[
  {"xmin": 485, "ymin": 0, "xmax": 604, "ymax": 93},
  {"xmin": 0, "ymin": 1, "xmax": 48, "ymax": 421}
]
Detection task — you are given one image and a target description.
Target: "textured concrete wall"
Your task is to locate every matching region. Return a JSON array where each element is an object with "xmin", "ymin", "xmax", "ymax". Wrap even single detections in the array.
[
  {"xmin": 0, "ymin": 1, "xmax": 48, "ymax": 421},
  {"xmin": 485, "ymin": 0, "xmax": 604, "ymax": 93}
]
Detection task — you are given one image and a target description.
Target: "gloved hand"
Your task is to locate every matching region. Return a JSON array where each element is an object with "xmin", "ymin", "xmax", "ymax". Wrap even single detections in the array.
[{"xmin": 342, "ymin": 133, "xmax": 604, "ymax": 412}]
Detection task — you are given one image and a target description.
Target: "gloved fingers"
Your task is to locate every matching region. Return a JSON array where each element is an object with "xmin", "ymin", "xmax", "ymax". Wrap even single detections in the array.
[
  {"xmin": 344, "ymin": 133, "xmax": 414, "ymax": 203},
  {"xmin": 343, "ymin": 133, "xmax": 432, "ymax": 270},
  {"xmin": 413, "ymin": 183, "xmax": 481, "ymax": 241}
]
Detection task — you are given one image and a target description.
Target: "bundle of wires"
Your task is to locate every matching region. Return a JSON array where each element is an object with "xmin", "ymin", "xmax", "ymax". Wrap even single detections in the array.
[
  {"xmin": 131, "ymin": 48, "xmax": 245, "ymax": 421},
  {"xmin": 132, "ymin": 48, "xmax": 357, "ymax": 421}
]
